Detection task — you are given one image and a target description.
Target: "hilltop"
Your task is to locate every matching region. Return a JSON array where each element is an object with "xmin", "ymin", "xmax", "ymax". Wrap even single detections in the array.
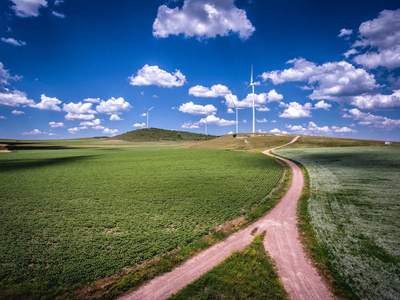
[
  {"xmin": 110, "ymin": 128, "xmax": 218, "ymax": 142},
  {"xmin": 187, "ymin": 133, "xmax": 396, "ymax": 151}
]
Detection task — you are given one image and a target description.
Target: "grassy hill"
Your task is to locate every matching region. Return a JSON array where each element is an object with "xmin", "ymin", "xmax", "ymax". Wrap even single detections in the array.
[
  {"xmin": 187, "ymin": 133, "xmax": 397, "ymax": 151},
  {"xmin": 110, "ymin": 128, "xmax": 217, "ymax": 142}
]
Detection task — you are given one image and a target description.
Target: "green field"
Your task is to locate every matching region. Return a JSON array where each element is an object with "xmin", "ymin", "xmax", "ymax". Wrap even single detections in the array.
[
  {"xmin": 0, "ymin": 145, "xmax": 282, "ymax": 296},
  {"xmin": 276, "ymin": 146, "xmax": 400, "ymax": 299}
]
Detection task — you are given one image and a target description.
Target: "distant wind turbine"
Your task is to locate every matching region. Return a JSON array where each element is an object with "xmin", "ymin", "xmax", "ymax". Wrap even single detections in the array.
[
  {"xmin": 144, "ymin": 106, "xmax": 154, "ymax": 129},
  {"xmin": 229, "ymin": 98, "xmax": 243, "ymax": 134},
  {"xmin": 246, "ymin": 65, "xmax": 257, "ymax": 133}
]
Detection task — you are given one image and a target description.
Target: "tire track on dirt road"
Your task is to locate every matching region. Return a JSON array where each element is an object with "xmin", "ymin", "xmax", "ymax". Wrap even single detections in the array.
[{"xmin": 120, "ymin": 136, "xmax": 333, "ymax": 300}]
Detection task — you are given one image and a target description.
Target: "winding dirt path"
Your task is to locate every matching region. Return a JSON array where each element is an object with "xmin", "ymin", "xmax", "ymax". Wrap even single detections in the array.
[{"xmin": 120, "ymin": 136, "xmax": 333, "ymax": 300}]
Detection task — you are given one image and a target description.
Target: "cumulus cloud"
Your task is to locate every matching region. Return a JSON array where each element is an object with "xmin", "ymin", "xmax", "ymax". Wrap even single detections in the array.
[
  {"xmin": 181, "ymin": 121, "xmax": 199, "ymax": 129},
  {"xmin": 22, "ymin": 128, "xmax": 42, "ymax": 135},
  {"xmin": 338, "ymin": 28, "xmax": 353, "ymax": 38},
  {"xmin": 133, "ymin": 123, "xmax": 146, "ymax": 128},
  {"xmin": 12, "ymin": 110, "xmax": 24, "ymax": 115},
  {"xmin": 83, "ymin": 97, "xmax": 101, "ymax": 103},
  {"xmin": 0, "ymin": 89, "xmax": 35, "ymax": 107},
  {"xmin": 350, "ymin": 90, "xmax": 400, "ymax": 110},
  {"xmin": 256, "ymin": 118, "xmax": 268, "ymax": 123},
  {"xmin": 63, "ymin": 101, "xmax": 97, "ymax": 120},
  {"xmin": 189, "ymin": 84, "xmax": 231, "ymax": 97},
  {"xmin": 153, "ymin": 0, "xmax": 255, "ymax": 40},
  {"xmin": 129, "ymin": 65, "xmax": 186, "ymax": 88},
  {"xmin": 103, "ymin": 128, "xmax": 119, "ymax": 136},
  {"xmin": 262, "ymin": 58, "xmax": 379, "ymax": 101},
  {"xmin": 344, "ymin": 108, "xmax": 400, "ymax": 130},
  {"xmin": 270, "ymin": 128, "xmax": 288, "ymax": 134},
  {"xmin": 287, "ymin": 121, "xmax": 356, "ymax": 135},
  {"xmin": 352, "ymin": 9, "xmax": 400, "ymax": 69},
  {"xmin": 52, "ymin": 11, "xmax": 65, "ymax": 18},
  {"xmin": 267, "ymin": 89, "xmax": 283, "ymax": 102},
  {"xmin": 31, "ymin": 94, "xmax": 62, "ymax": 111},
  {"xmin": 0, "ymin": 116, "xmax": 7, "ymax": 119},
  {"xmin": 227, "ymin": 108, "xmax": 234, "ymax": 114},
  {"xmin": 80, "ymin": 119, "xmax": 101, "ymax": 127},
  {"xmin": 199, "ymin": 114, "xmax": 235, "ymax": 126},
  {"xmin": 1, "ymin": 37, "xmax": 26, "ymax": 46},
  {"xmin": 10, "ymin": 0, "xmax": 48, "ymax": 17},
  {"xmin": 110, "ymin": 114, "xmax": 123, "ymax": 121},
  {"xmin": 279, "ymin": 102, "xmax": 312, "ymax": 118},
  {"xmin": 68, "ymin": 127, "xmax": 80, "ymax": 134},
  {"xmin": 256, "ymin": 107, "xmax": 270, "ymax": 112},
  {"xmin": 224, "ymin": 92, "xmax": 268, "ymax": 108},
  {"xmin": 179, "ymin": 101, "xmax": 217, "ymax": 115},
  {"xmin": 314, "ymin": 100, "xmax": 332, "ymax": 110},
  {"xmin": 96, "ymin": 97, "xmax": 132, "ymax": 115},
  {"xmin": 49, "ymin": 121, "xmax": 64, "ymax": 128}
]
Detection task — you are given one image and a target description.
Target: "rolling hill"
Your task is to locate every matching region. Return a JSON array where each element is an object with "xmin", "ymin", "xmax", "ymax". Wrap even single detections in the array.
[{"xmin": 110, "ymin": 128, "xmax": 218, "ymax": 142}]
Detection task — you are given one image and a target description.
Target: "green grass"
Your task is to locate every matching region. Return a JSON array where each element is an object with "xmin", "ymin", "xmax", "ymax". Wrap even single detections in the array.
[
  {"xmin": 0, "ymin": 145, "xmax": 283, "ymax": 298},
  {"xmin": 276, "ymin": 146, "xmax": 400, "ymax": 300},
  {"xmin": 169, "ymin": 232, "xmax": 289, "ymax": 300}
]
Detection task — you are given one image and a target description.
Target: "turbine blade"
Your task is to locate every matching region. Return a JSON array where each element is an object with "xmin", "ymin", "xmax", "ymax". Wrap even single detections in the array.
[{"xmin": 149, "ymin": 106, "xmax": 155, "ymax": 111}]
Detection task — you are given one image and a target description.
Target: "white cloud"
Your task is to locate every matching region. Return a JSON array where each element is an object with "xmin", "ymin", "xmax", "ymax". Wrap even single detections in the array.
[
  {"xmin": 227, "ymin": 108, "xmax": 234, "ymax": 114},
  {"xmin": 83, "ymin": 97, "xmax": 101, "ymax": 103},
  {"xmin": 0, "ymin": 89, "xmax": 35, "ymax": 107},
  {"xmin": 279, "ymin": 102, "xmax": 312, "ymax": 118},
  {"xmin": 338, "ymin": 28, "xmax": 353, "ymax": 38},
  {"xmin": 140, "ymin": 113, "xmax": 147, "ymax": 117},
  {"xmin": 262, "ymin": 58, "xmax": 379, "ymax": 102},
  {"xmin": 80, "ymin": 119, "xmax": 101, "ymax": 127},
  {"xmin": 49, "ymin": 121, "xmax": 64, "ymax": 128},
  {"xmin": 52, "ymin": 11, "xmax": 65, "ymax": 18},
  {"xmin": 344, "ymin": 108, "xmax": 400, "ymax": 130},
  {"xmin": 63, "ymin": 101, "xmax": 97, "ymax": 120},
  {"xmin": 224, "ymin": 92, "xmax": 268, "ymax": 108},
  {"xmin": 133, "ymin": 122, "xmax": 146, "ymax": 128},
  {"xmin": 22, "ymin": 128, "xmax": 42, "ymax": 135},
  {"xmin": 287, "ymin": 121, "xmax": 356, "ymax": 135},
  {"xmin": 350, "ymin": 90, "xmax": 400, "ymax": 110},
  {"xmin": 96, "ymin": 97, "xmax": 132, "ymax": 115},
  {"xmin": 352, "ymin": 9, "xmax": 400, "ymax": 70},
  {"xmin": 153, "ymin": 0, "xmax": 255, "ymax": 40},
  {"xmin": 1, "ymin": 37, "xmax": 26, "ymax": 46},
  {"xmin": 31, "ymin": 94, "xmax": 62, "ymax": 111},
  {"xmin": 199, "ymin": 115, "xmax": 235, "ymax": 126},
  {"xmin": 92, "ymin": 125, "xmax": 105, "ymax": 130},
  {"xmin": 129, "ymin": 65, "xmax": 186, "ymax": 88},
  {"xmin": 267, "ymin": 89, "xmax": 283, "ymax": 102},
  {"xmin": 54, "ymin": 0, "xmax": 64, "ymax": 6},
  {"xmin": 68, "ymin": 127, "xmax": 80, "ymax": 134},
  {"xmin": 256, "ymin": 118, "xmax": 268, "ymax": 123},
  {"xmin": 10, "ymin": 0, "xmax": 47, "ymax": 17},
  {"xmin": 12, "ymin": 110, "xmax": 24, "ymax": 115},
  {"xmin": 270, "ymin": 128, "xmax": 288, "ymax": 134},
  {"xmin": 103, "ymin": 128, "xmax": 119, "ymax": 136},
  {"xmin": 343, "ymin": 48, "xmax": 359, "ymax": 59},
  {"xmin": 314, "ymin": 100, "xmax": 332, "ymax": 110},
  {"xmin": 181, "ymin": 121, "xmax": 199, "ymax": 129},
  {"xmin": 179, "ymin": 101, "xmax": 217, "ymax": 115},
  {"xmin": 0, "ymin": 116, "xmax": 6, "ymax": 119},
  {"xmin": 256, "ymin": 107, "xmax": 270, "ymax": 112},
  {"xmin": 110, "ymin": 114, "xmax": 123, "ymax": 121},
  {"xmin": 189, "ymin": 84, "xmax": 231, "ymax": 98}
]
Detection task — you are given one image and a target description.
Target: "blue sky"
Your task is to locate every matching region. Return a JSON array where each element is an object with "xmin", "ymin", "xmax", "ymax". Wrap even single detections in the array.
[{"xmin": 0, "ymin": 0, "xmax": 399, "ymax": 141}]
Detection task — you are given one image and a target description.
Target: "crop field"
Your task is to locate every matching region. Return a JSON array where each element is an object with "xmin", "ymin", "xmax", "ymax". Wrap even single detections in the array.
[
  {"xmin": 276, "ymin": 146, "xmax": 400, "ymax": 299},
  {"xmin": 0, "ymin": 145, "xmax": 282, "ymax": 296}
]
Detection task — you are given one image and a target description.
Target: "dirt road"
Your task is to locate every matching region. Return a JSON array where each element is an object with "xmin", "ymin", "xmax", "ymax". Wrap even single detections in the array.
[{"xmin": 120, "ymin": 136, "xmax": 333, "ymax": 300}]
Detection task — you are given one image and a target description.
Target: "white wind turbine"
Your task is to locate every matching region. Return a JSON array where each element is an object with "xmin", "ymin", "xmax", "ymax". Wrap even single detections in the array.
[
  {"xmin": 246, "ymin": 65, "xmax": 257, "ymax": 133},
  {"xmin": 144, "ymin": 106, "xmax": 154, "ymax": 129},
  {"xmin": 229, "ymin": 98, "xmax": 243, "ymax": 134}
]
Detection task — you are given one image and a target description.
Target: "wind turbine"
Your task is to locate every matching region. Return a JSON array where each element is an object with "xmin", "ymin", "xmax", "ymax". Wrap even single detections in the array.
[
  {"xmin": 246, "ymin": 65, "xmax": 257, "ymax": 133},
  {"xmin": 144, "ymin": 106, "xmax": 154, "ymax": 129},
  {"xmin": 229, "ymin": 98, "xmax": 243, "ymax": 134}
]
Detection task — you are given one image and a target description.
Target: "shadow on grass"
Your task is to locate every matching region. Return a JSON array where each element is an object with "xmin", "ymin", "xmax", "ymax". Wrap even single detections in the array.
[{"xmin": 0, "ymin": 155, "xmax": 96, "ymax": 172}]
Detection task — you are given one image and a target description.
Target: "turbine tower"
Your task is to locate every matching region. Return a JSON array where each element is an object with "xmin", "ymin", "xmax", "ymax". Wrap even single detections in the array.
[
  {"xmin": 144, "ymin": 106, "xmax": 154, "ymax": 129},
  {"xmin": 229, "ymin": 97, "xmax": 243, "ymax": 134},
  {"xmin": 250, "ymin": 65, "xmax": 256, "ymax": 133}
]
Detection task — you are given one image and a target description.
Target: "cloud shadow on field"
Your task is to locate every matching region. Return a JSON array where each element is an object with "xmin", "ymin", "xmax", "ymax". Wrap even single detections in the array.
[{"xmin": 0, "ymin": 155, "xmax": 96, "ymax": 172}]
